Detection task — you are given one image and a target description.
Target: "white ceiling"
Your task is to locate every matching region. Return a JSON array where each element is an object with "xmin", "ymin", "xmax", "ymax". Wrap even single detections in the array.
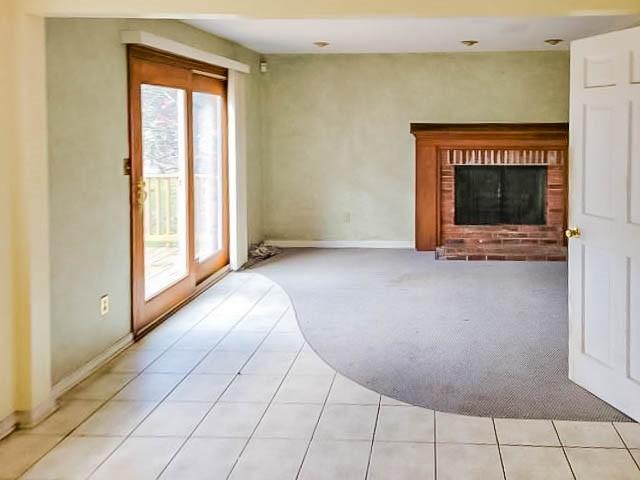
[{"xmin": 184, "ymin": 16, "xmax": 639, "ymax": 53}]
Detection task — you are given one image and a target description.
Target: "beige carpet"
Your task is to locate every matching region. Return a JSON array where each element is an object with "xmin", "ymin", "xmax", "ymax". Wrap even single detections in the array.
[{"xmin": 252, "ymin": 248, "xmax": 630, "ymax": 421}]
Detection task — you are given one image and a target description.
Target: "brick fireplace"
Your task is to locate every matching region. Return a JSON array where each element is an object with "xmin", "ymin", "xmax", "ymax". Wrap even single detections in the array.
[{"xmin": 411, "ymin": 124, "xmax": 568, "ymax": 261}]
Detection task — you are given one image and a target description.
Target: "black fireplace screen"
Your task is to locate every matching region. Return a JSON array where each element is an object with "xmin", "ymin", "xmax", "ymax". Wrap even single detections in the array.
[{"xmin": 455, "ymin": 166, "xmax": 546, "ymax": 225}]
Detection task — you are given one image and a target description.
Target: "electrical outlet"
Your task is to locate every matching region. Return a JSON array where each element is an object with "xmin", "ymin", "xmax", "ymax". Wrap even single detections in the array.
[{"xmin": 100, "ymin": 295, "xmax": 109, "ymax": 316}]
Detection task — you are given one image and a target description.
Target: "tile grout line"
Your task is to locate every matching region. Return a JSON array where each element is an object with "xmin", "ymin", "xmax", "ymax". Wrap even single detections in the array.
[
  {"xmin": 434, "ymin": 439, "xmax": 591, "ymax": 446},
  {"xmin": 363, "ymin": 395, "xmax": 382, "ymax": 480},
  {"xmin": 14, "ymin": 274, "xmax": 255, "ymax": 480},
  {"xmin": 80, "ymin": 277, "xmax": 273, "ymax": 480},
  {"xmin": 223, "ymin": 329, "xmax": 309, "ymax": 480},
  {"xmin": 294, "ymin": 372, "xmax": 338, "ymax": 480},
  {"xmin": 551, "ymin": 420, "xmax": 577, "ymax": 480},
  {"xmin": 154, "ymin": 301, "xmax": 293, "ymax": 480},
  {"xmin": 492, "ymin": 418, "xmax": 507, "ymax": 480},
  {"xmin": 611, "ymin": 423, "xmax": 640, "ymax": 472},
  {"xmin": 496, "ymin": 442, "xmax": 626, "ymax": 449}
]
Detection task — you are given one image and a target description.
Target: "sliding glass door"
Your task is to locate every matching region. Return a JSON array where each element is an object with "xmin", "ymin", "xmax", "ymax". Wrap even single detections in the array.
[{"xmin": 129, "ymin": 47, "xmax": 229, "ymax": 334}]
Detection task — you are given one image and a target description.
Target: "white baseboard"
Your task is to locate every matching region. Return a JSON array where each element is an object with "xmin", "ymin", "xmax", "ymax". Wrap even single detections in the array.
[
  {"xmin": 15, "ymin": 396, "xmax": 57, "ymax": 429},
  {"xmin": 264, "ymin": 239, "xmax": 415, "ymax": 249},
  {"xmin": 51, "ymin": 333, "xmax": 134, "ymax": 400},
  {"xmin": 0, "ymin": 412, "xmax": 17, "ymax": 440}
]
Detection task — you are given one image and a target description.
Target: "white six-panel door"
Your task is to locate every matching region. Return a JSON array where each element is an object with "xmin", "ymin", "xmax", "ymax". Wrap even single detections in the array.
[{"xmin": 569, "ymin": 26, "xmax": 640, "ymax": 421}]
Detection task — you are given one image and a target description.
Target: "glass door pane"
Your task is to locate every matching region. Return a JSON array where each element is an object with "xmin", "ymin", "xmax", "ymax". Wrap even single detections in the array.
[
  {"xmin": 193, "ymin": 91, "xmax": 223, "ymax": 262},
  {"xmin": 141, "ymin": 84, "xmax": 188, "ymax": 299}
]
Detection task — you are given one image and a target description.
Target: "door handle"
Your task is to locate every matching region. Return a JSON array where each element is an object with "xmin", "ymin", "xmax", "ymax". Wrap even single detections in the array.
[
  {"xmin": 135, "ymin": 179, "xmax": 147, "ymax": 207},
  {"xmin": 565, "ymin": 227, "xmax": 581, "ymax": 239}
]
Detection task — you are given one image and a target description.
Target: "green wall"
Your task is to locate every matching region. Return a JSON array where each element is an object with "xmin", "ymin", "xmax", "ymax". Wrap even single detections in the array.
[
  {"xmin": 46, "ymin": 18, "xmax": 262, "ymax": 382},
  {"xmin": 260, "ymin": 52, "xmax": 569, "ymax": 241}
]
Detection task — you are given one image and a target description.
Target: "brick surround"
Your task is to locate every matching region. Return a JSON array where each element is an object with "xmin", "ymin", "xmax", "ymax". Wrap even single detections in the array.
[{"xmin": 436, "ymin": 148, "xmax": 567, "ymax": 261}]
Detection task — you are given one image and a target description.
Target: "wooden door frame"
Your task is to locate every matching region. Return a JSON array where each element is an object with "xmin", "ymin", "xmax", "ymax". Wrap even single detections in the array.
[
  {"xmin": 410, "ymin": 123, "xmax": 569, "ymax": 251},
  {"xmin": 128, "ymin": 45, "xmax": 229, "ymax": 336}
]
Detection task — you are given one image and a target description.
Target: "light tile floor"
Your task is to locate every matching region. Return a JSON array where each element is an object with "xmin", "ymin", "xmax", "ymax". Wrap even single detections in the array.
[{"xmin": 1, "ymin": 272, "xmax": 639, "ymax": 480}]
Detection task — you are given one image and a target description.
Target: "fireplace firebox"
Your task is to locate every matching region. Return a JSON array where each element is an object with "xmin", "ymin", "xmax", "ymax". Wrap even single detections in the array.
[
  {"xmin": 411, "ymin": 123, "xmax": 568, "ymax": 261},
  {"xmin": 455, "ymin": 166, "xmax": 547, "ymax": 225}
]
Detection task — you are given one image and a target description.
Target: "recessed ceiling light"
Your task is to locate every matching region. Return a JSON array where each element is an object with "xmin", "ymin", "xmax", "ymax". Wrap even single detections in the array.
[
  {"xmin": 544, "ymin": 38, "xmax": 564, "ymax": 46},
  {"xmin": 461, "ymin": 40, "xmax": 478, "ymax": 47},
  {"xmin": 313, "ymin": 41, "xmax": 330, "ymax": 48}
]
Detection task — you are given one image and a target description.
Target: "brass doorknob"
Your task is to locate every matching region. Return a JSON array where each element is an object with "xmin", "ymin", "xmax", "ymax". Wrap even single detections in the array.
[
  {"xmin": 135, "ymin": 179, "xmax": 147, "ymax": 207},
  {"xmin": 565, "ymin": 227, "xmax": 581, "ymax": 239}
]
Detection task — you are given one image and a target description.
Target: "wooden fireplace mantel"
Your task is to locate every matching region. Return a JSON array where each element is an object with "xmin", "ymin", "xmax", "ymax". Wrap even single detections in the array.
[{"xmin": 410, "ymin": 123, "xmax": 569, "ymax": 251}]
